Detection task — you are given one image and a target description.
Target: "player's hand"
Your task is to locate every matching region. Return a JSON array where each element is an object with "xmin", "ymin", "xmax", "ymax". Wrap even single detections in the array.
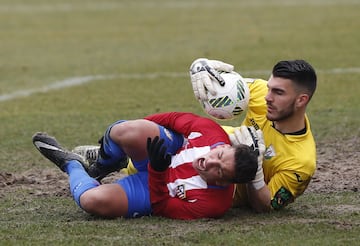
[
  {"xmin": 229, "ymin": 126, "xmax": 266, "ymax": 189},
  {"xmin": 189, "ymin": 58, "xmax": 234, "ymax": 101},
  {"xmin": 250, "ymin": 129, "xmax": 266, "ymax": 190},
  {"xmin": 229, "ymin": 126, "xmax": 259, "ymax": 151},
  {"xmin": 147, "ymin": 136, "xmax": 171, "ymax": 172}
]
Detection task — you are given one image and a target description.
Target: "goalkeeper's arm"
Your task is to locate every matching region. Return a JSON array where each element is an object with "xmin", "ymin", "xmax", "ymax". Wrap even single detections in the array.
[
  {"xmin": 189, "ymin": 58, "xmax": 234, "ymax": 100},
  {"xmin": 229, "ymin": 126, "xmax": 272, "ymax": 212}
]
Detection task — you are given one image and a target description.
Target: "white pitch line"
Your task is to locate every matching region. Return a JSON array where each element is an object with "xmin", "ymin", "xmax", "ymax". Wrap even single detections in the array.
[
  {"xmin": 0, "ymin": 75, "xmax": 115, "ymax": 102},
  {"xmin": 0, "ymin": 73, "xmax": 185, "ymax": 102},
  {"xmin": 1, "ymin": 67, "xmax": 359, "ymax": 102}
]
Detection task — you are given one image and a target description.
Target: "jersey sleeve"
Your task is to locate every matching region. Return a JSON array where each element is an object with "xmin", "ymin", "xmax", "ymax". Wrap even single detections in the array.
[
  {"xmin": 268, "ymin": 170, "xmax": 312, "ymax": 197},
  {"xmin": 145, "ymin": 112, "xmax": 230, "ymax": 144},
  {"xmin": 144, "ymin": 112, "xmax": 207, "ymax": 135},
  {"xmin": 148, "ymin": 166, "xmax": 234, "ymax": 220},
  {"xmin": 242, "ymin": 79, "xmax": 268, "ymax": 126},
  {"xmin": 267, "ymin": 170, "xmax": 312, "ymax": 210}
]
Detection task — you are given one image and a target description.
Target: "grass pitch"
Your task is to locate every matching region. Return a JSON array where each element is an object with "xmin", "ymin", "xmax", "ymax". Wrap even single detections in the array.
[{"xmin": 1, "ymin": 0, "xmax": 359, "ymax": 245}]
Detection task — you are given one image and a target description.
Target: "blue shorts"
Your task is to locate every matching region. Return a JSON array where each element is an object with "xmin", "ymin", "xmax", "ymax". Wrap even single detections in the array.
[
  {"xmin": 115, "ymin": 123, "xmax": 183, "ymax": 218},
  {"xmin": 116, "ymin": 170, "xmax": 149, "ymax": 218}
]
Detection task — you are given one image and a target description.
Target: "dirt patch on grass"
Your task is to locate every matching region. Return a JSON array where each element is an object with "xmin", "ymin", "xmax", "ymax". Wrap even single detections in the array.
[
  {"xmin": 1, "ymin": 137, "xmax": 359, "ymax": 199},
  {"xmin": 307, "ymin": 137, "xmax": 359, "ymax": 193},
  {"xmin": 0, "ymin": 169, "xmax": 70, "ymax": 198}
]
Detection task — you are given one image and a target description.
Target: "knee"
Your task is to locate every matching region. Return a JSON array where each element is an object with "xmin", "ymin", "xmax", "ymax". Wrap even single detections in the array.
[
  {"xmin": 110, "ymin": 120, "xmax": 141, "ymax": 143},
  {"xmin": 79, "ymin": 185, "xmax": 128, "ymax": 218},
  {"xmin": 110, "ymin": 119, "xmax": 157, "ymax": 145},
  {"xmin": 80, "ymin": 190, "xmax": 114, "ymax": 217},
  {"xmin": 80, "ymin": 190, "xmax": 103, "ymax": 214}
]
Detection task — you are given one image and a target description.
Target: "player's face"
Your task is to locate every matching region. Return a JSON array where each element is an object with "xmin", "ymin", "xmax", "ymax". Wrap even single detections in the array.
[
  {"xmin": 192, "ymin": 144, "xmax": 236, "ymax": 186},
  {"xmin": 265, "ymin": 76, "xmax": 298, "ymax": 121}
]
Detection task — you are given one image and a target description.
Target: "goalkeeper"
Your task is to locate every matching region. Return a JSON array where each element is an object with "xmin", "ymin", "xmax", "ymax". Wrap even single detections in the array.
[{"xmin": 189, "ymin": 58, "xmax": 317, "ymax": 212}]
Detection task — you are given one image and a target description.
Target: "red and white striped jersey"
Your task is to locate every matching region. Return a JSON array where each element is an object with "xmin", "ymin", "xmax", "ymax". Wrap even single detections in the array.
[{"xmin": 145, "ymin": 112, "xmax": 235, "ymax": 220}]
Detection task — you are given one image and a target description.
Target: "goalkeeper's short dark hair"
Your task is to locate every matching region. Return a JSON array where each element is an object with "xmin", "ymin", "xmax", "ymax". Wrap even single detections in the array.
[
  {"xmin": 232, "ymin": 144, "xmax": 258, "ymax": 183},
  {"xmin": 272, "ymin": 59, "xmax": 317, "ymax": 101}
]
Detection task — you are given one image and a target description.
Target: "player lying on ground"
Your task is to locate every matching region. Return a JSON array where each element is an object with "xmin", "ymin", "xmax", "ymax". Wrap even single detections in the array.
[
  {"xmin": 33, "ymin": 112, "xmax": 263, "ymax": 220},
  {"xmin": 190, "ymin": 58, "xmax": 318, "ymax": 212}
]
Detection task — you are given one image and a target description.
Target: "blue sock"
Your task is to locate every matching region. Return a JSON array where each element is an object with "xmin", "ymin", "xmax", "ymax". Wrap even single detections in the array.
[{"xmin": 65, "ymin": 160, "xmax": 100, "ymax": 208}]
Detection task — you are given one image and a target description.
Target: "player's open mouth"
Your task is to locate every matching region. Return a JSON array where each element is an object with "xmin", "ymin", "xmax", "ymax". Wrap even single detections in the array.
[{"xmin": 196, "ymin": 158, "xmax": 206, "ymax": 170}]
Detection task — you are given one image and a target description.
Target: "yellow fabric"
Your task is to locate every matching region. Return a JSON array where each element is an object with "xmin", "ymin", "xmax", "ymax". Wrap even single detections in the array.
[
  {"xmin": 232, "ymin": 183, "xmax": 249, "ymax": 208},
  {"xmin": 121, "ymin": 160, "xmax": 137, "ymax": 175}
]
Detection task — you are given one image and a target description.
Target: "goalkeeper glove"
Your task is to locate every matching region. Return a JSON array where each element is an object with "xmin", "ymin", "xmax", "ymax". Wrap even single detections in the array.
[
  {"xmin": 189, "ymin": 58, "xmax": 234, "ymax": 101},
  {"xmin": 229, "ymin": 126, "xmax": 266, "ymax": 190},
  {"xmin": 146, "ymin": 136, "xmax": 171, "ymax": 172}
]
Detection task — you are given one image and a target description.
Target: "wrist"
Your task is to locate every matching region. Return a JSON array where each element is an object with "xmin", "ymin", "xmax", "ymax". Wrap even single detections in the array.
[
  {"xmin": 250, "ymin": 179, "xmax": 265, "ymax": 190},
  {"xmin": 150, "ymin": 163, "xmax": 167, "ymax": 172},
  {"xmin": 249, "ymin": 164, "xmax": 265, "ymax": 190}
]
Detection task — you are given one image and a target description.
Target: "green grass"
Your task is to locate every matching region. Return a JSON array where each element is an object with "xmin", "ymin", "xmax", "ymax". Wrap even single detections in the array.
[
  {"xmin": 1, "ymin": 192, "xmax": 359, "ymax": 245},
  {"xmin": 1, "ymin": 0, "xmax": 359, "ymax": 245}
]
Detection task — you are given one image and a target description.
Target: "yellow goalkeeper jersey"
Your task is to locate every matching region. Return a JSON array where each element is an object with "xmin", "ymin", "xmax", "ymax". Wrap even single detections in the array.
[{"xmin": 223, "ymin": 78, "xmax": 316, "ymax": 209}]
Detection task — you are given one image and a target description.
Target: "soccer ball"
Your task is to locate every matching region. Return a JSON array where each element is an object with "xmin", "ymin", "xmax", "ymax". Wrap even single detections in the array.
[{"xmin": 200, "ymin": 71, "xmax": 249, "ymax": 120}]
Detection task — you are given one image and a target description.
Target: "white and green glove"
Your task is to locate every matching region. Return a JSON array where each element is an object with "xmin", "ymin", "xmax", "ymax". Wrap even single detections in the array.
[
  {"xmin": 229, "ymin": 126, "xmax": 266, "ymax": 190},
  {"xmin": 189, "ymin": 58, "xmax": 234, "ymax": 101}
]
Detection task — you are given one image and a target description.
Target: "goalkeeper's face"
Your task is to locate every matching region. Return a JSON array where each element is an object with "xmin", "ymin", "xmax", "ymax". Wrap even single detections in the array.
[
  {"xmin": 265, "ymin": 76, "xmax": 299, "ymax": 122},
  {"xmin": 192, "ymin": 144, "xmax": 236, "ymax": 186}
]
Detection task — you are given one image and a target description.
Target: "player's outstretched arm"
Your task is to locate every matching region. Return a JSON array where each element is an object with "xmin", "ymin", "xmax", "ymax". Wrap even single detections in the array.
[
  {"xmin": 229, "ymin": 126, "xmax": 272, "ymax": 212},
  {"xmin": 189, "ymin": 58, "xmax": 234, "ymax": 100},
  {"xmin": 246, "ymin": 129, "xmax": 271, "ymax": 212},
  {"xmin": 247, "ymin": 184, "xmax": 271, "ymax": 213}
]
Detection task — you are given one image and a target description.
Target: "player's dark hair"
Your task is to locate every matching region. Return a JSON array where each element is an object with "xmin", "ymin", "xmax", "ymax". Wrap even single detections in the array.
[
  {"xmin": 232, "ymin": 145, "xmax": 258, "ymax": 183},
  {"xmin": 272, "ymin": 60, "xmax": 317, "ymax": 100}
]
